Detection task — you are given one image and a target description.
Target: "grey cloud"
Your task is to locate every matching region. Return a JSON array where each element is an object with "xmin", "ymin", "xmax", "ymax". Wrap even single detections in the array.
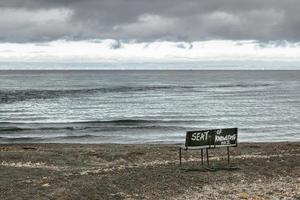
[{"xmin": 0, "ymin": 0, "xmax": 299, "ymax": 42}]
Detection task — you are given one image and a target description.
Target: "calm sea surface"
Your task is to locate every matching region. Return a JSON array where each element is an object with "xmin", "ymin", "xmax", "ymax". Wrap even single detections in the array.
[{"xmin": 0, "ymin": 70, "xmax": 299, "ymax": 143}]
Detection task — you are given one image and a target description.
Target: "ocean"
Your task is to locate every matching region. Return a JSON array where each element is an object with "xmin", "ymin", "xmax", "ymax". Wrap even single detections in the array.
[{"xmin": 0, "ymin": 70, "xmax": 299, "ymax": 143}]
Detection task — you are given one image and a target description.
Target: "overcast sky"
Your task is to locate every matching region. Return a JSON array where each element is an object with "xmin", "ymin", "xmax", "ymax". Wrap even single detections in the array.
[
  {"xmin": 0, "ymin": 0, "xmax": 300, "ymax": 67},
  {"xmin": 0, "ymin": 0, "xmax": 299, "ymax": 42}
]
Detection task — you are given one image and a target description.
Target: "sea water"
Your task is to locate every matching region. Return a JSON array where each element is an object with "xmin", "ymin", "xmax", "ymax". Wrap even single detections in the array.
[{"xmin": 0, "ymin": 70, "xmax": 299, "ymax": 143}]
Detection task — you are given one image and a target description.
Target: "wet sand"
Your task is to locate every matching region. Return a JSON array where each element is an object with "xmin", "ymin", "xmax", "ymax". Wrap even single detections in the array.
[{"xmin": 0, "ymin": 142, "xmax": 300, "ymax": 199}]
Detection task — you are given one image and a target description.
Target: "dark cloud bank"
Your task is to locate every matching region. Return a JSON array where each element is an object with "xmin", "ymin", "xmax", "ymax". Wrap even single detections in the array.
[{"xmin": 0, "ymin": 0, "xmax": 299, "ymax": 43}]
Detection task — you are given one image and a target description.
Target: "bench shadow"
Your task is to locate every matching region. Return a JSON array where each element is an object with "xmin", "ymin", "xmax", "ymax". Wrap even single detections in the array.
[
  {"xmin": 180, "ymin": 168, "xmax": 208, "ymax": 172},
  {"xmin": 180, "ymin": 166, "xmax": 240, "ymax": 172}
]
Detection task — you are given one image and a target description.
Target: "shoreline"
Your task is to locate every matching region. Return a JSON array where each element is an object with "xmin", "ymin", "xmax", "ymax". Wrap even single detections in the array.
[
  {"xmin": 1, "ymin": 142, "xmax": 300, "ymax": 199},
  {"xmin": 1, "ymin": 140, "xmax": 300, "ymax": 144}
]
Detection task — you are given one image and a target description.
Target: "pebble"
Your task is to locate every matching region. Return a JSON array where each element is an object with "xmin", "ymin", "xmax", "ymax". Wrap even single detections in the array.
[
  {"xmin": 239, "ymin": 192, "xmax": 249, "ymax": 199},
  {"xmin": 42, "ymin": 183, "xmax": 50, "ymax": 187},
  {"xmin": 297, "ymin": 177, "xmax": 300, "ymax": 183},
  {"xmin": 25, "ymin": 180, "xmax": 32, "ymax": 183}
]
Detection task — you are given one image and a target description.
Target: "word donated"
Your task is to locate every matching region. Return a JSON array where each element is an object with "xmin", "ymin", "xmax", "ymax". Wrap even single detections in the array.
[{"xmin": 215, "ymin": 134, "xmax": 237, "ymax": 145}]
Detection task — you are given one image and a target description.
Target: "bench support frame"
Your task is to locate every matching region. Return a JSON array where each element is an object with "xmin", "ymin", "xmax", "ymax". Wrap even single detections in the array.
[{"xmin": 179, "ymin": 146, "xmax": 235, "ymax": 170}]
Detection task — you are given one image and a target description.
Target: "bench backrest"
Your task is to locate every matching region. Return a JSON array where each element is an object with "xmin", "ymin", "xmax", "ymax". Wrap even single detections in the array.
[{"xmin": 185, "ymin": 128, "xmax": 238, "ymax": 148}]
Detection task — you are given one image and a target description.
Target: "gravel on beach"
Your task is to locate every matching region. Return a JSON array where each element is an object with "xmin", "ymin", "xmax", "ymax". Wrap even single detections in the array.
[{"xmin": 0, "ymin": 142, "xmax": 300, "ymax": 199}]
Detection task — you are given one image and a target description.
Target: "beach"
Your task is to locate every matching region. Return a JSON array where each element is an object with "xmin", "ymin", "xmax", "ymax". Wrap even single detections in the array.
[
  {"xmin": 1, "ymin": 0, "xmax": 300, "ymax": 199},
  {"xmin": 0, "ymin": 142, "xmax": 299, "ymax": 199}
]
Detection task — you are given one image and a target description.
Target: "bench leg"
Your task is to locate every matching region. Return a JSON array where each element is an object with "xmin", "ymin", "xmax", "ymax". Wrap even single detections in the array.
[
  {"xmin": 206, "ymin": 148, "xmax": 209, "ymax": 167},
  {"xmin": 201, "ymin": 149, "xmax": 204, "ymax": 167},
  {"xmin": 179, "ymin": 148, "xmax": 182, "ymax": 166},
  {"xmin": 227, "ymin": 146, "xmax": 230, "ymax": 167}
]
